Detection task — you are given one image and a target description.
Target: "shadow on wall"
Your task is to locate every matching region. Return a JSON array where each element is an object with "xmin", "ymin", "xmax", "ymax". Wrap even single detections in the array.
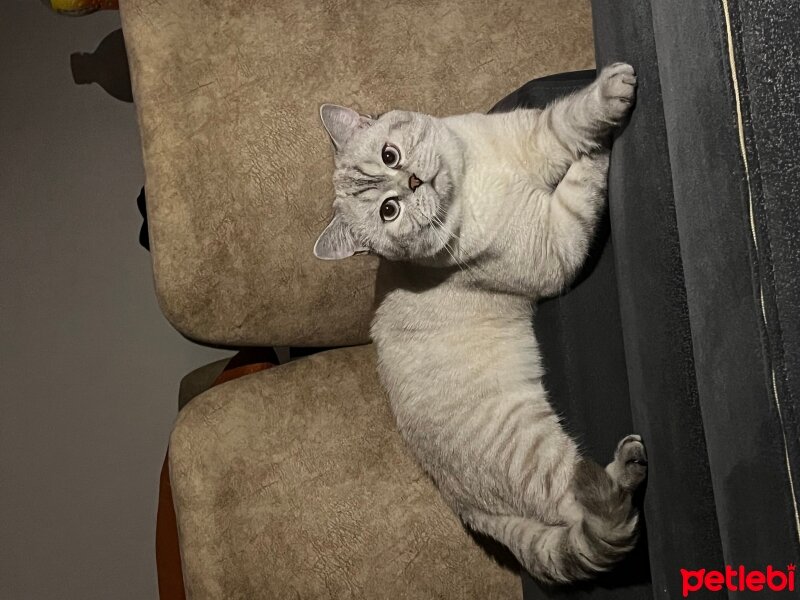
[
  {"xmin": 71, "ymin": 28, "xmax": 132, "ymax": 102},
  {"xmin": 71, "ymin": 27, "xmax": 150, "ymax": 249}
]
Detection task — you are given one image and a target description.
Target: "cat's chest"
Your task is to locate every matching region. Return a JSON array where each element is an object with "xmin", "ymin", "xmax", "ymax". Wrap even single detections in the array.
[
  {"xmin": 456, "ymin": 161, "xmax": 552, "ymax": 295},
  {"xmin": 461, "ymin": 162, "xmax": 549, "ymax": 242}
]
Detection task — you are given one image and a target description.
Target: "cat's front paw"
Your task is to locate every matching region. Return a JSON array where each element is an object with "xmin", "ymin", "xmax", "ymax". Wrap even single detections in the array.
[{"xmin": 595, "ymin": 62, "xmax": 637, "ymax": 124}]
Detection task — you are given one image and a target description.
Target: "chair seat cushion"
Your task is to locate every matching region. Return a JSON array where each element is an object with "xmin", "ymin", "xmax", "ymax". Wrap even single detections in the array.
[
  {"xmin": 119, "ymin": 0, "xmax": 594, "ymax": 347},
  {"xmin": 169, "ymin": 345, "xmax": 520, "ymax": 599}
]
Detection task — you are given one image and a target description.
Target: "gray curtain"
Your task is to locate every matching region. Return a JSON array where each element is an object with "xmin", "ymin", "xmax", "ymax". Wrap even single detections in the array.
[{"xmin": 495, "ymin": 1, "xmax": 800, "ymax": 598}]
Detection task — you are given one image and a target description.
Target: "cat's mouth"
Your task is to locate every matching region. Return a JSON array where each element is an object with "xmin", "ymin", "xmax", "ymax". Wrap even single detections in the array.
[{"xmin": 429, "ymin": 172, "xmax": 439, "ymax": 193}]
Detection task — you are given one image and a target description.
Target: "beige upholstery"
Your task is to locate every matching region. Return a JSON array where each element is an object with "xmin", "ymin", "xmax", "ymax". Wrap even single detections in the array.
[
  {"xmin": 170, "ymin": 346, "xmax": 520, "ymax": 599},
  {"xmin": 120, "ymin": 0, "xmax": 594, "ymax": 347}
]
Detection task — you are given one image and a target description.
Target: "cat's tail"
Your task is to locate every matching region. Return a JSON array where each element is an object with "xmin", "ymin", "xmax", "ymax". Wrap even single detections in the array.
[{"xmin": 467, "ymin": 436, "xmax": 647, "ymax": 584}]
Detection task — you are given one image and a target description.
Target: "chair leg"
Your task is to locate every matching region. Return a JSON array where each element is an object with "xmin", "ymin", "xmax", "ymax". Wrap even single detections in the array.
[{"xmin": 156, "ymin": 451, "xmax": 186, "ymax": 600}]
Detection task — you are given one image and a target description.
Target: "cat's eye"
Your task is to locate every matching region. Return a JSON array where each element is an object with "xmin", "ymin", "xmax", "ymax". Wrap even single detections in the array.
[
  {"xmin": 381, "ymin": 143, "xmax": 401, "ymax": 168},
  {"xmin": 380, "ymin": 197, "xmax": 401, "ymax": 222}
]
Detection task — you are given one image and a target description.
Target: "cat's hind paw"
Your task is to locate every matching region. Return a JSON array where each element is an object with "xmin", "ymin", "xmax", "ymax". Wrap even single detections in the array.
[{"xmin": 606, "ymin": 433, "xmax": 647, "ymax": 492}]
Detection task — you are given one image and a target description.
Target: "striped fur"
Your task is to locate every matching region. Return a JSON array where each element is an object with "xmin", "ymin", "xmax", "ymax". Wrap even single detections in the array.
[{"xmin": 316, "ymin": 64, "xmax": 646, "ymax": 583}]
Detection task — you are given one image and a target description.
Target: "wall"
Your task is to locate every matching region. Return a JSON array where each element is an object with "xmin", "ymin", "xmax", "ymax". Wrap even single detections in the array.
[{"xmin": 0, "ymin": 3, "xmax": 230, "ymax": 598}]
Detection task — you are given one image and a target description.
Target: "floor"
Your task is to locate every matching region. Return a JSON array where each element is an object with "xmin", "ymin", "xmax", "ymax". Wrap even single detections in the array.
[{"xmin": 1, "ymin": 3, "xmax": 231, "ymax": 598}]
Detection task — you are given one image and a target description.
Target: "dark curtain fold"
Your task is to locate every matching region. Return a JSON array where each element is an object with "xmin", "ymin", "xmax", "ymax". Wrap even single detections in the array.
[{"xmin": 591, "ymin": 2, "xmax": 725, "ymax": 597}]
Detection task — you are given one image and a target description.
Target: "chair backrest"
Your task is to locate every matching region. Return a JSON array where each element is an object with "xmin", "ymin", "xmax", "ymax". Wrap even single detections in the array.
[{"xmin": 121, "ymin": 0, "xmax": 594, "ymax": 346}]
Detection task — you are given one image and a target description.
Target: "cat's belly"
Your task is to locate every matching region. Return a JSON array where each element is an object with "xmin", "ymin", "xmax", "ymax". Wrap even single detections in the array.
[
  {"xmin": 371, "ymin": 293, "xmax": 570, "ymax": 518},
  {"xmin": 376, "ymin": 337, "xmax": 517, "ymax": 514}
]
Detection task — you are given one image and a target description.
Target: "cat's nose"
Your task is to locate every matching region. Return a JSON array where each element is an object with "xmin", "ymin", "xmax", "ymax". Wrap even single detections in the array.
[{"xmin": 408, "ymin": 173, "xmax": 423, "ymax": 192}]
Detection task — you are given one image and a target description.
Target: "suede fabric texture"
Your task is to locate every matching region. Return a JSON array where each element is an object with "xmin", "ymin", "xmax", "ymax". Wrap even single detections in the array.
[
  {"xmin": 169, "ymin": 345, "xmax": 521, "ymax": 599},
  {"xmin": 119, "ymin": 0, "xmax": 594, "ymax": 346}
]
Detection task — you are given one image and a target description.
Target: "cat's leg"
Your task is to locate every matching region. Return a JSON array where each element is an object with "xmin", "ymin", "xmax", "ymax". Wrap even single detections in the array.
[
  {"xmin": 537, "ymin": 152, "xmax": 609, "ymax": 295},
  {"xmin": 572, "ymin": 436, "xmax": 648, "ymax": 533},
  {"xmin": 464, "ymin": 436, "xmax": 647, "ymax": 584},
  {"xmin": 540, "ymin": 62, "xmax": 636, "ymax": 157},
  {"xmin": 462, "ymin": 510, "xmax": 577, "ymax": 582}
]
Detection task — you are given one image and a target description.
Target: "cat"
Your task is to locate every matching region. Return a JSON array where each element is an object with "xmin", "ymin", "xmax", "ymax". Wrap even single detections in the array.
[{"xmin": 313, "ymin": 63, "xmax": 646, "ymax": 584}]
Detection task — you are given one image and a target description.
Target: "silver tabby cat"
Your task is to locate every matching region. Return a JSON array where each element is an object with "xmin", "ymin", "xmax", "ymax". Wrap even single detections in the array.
[{"xmin": 313, "ymin": 63, "xmax": 647, "ymax": 584}]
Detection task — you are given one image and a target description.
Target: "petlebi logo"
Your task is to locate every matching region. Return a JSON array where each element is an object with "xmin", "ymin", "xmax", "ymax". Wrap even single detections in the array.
[{"xmin": 681, "ymin": 565, "xmax": 796, "ymax": 596}]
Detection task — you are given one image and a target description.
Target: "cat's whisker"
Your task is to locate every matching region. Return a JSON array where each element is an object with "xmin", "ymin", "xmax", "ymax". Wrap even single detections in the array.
[
  {"xmin": 411, "ymin": 202, "xmax": 460, "ymax": 251},
  {"xmin": 427, "ymin": 212, "xmax": 484, "ymax": 280},
  {"xmin": 410, "ymin": 205, "xmax": 457, "ymax": 263},
  {"xmin": 431, "ymin": 213, "xmax": 463, "ymax": 245},
  {"xmin": 408, "ymin": 203, "xmax": 475, "ymax": 280}
]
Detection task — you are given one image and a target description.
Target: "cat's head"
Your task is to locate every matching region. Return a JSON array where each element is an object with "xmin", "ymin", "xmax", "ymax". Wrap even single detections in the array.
[{"xmin": 313, "ymin": 104, "xmax": 463, "ymax": 262}]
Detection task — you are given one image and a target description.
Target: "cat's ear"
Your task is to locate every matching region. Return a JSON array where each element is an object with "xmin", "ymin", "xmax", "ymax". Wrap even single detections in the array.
[
  {"xmin": 319, "ymin": 104, "xmax": 373, "ymax": 150},
  {"xmin": 313, "ymin": 213, "xmax": 369, "ymax": 260}
]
